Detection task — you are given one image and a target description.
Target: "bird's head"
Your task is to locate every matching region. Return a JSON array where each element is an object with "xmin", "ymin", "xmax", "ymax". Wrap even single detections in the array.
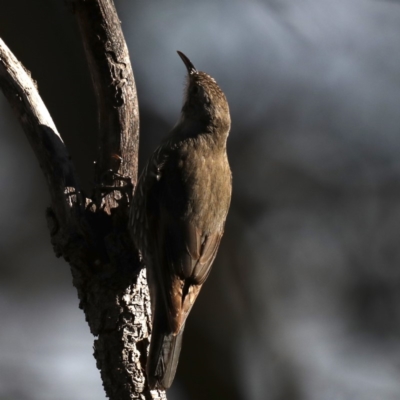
[{"xmin": 177, "ymin": 51, "xmax": 230, "ymax": 136}]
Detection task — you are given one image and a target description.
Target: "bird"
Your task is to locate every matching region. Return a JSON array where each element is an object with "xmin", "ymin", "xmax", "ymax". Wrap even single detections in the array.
[{"xmin": 130, "ymin": 51, "xmax": 231, "ymax": 390}]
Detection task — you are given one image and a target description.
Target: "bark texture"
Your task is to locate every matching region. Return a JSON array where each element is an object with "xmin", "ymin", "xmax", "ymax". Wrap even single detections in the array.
[{"xmin": 0, "ymin": 1, "xmax": 166, "ymax": 399}]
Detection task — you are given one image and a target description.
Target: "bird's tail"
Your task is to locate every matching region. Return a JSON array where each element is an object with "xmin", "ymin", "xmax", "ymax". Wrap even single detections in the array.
[{"xmin": 146, "ymin": 310, "xmax": 185, "ymax": 390}]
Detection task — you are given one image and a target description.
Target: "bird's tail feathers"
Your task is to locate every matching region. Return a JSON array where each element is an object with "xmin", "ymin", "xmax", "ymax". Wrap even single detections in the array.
[{"xmin": 147, "ymin": 311, "xmax": 185, "ymax": 390}]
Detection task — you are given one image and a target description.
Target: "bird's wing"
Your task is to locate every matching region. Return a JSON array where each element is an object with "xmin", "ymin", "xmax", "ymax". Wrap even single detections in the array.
[
  {"xmin": 156, "ymin": 208, "xmax": 222, "ymax": 335},
  {"xmin": 130, "ymin": 144, "xmax": 166, "ymax": 252},
  {"xmin": 131, "ymin": 142, "xmax": 223, "ymax": 335}
]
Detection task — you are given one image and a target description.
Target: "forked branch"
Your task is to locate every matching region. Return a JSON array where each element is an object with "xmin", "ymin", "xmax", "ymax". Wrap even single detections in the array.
[{"xmin": 0, "ymin": 0, "xmax": 166, "ymax": 398}]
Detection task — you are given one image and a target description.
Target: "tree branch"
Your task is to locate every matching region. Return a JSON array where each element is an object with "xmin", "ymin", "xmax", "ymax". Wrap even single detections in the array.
[
  {"xmin": 70, "ymin": 0, "xmax": 139, "ymax": 213},
  {"xmin": 0, "ymin": 37, "xmax": 83, "ymax": 229},
  {"xmin": 0, "ymin": 0, "xmax": 166, "ymax": 398}
]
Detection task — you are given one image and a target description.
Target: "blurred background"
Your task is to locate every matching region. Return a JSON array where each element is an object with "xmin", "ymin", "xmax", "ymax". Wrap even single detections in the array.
[{"xmin": 1, "ymin": 0, "xmax": 400, "ymax": 399}]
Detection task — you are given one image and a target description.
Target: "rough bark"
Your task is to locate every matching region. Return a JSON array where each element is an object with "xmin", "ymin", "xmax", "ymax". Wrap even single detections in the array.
[
  {"xmin": 0, "ymin": 1, "xmax": 166, "ymax": 399},
  {"xmin": 69, "ymin": 0, "xmax": 139, "ymax": 213}
]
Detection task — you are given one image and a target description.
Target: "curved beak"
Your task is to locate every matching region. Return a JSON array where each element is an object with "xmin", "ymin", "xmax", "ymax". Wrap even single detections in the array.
[{"xmin": 177, "ymin": 51, "xmax": 198, "ymax": 75}]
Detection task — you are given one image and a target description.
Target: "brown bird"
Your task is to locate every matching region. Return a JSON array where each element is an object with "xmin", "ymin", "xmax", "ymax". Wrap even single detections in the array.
[{"xmin": 130, "ymin": 51, "xmax": 231, "ymax": 390}]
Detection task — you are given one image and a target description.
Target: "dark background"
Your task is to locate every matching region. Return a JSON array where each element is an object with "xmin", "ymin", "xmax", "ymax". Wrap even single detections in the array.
[{"xmin": 1, "ymin": 1, "xmax": 400, "ymax": 399}]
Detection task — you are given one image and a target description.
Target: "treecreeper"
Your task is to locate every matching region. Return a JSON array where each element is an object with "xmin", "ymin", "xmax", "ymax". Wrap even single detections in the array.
[{"xmin": 130, "ymin": 51, "xmax": 232, "ymax": 390}]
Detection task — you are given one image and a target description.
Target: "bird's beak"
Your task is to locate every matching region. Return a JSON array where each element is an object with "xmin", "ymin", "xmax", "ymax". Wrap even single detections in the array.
[{"xmin": 177, "ymin": 51, "xmax": 198, "ymax": 75}]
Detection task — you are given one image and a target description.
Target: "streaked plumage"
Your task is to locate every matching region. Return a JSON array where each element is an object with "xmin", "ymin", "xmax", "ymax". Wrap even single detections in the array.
[{"xmin": 130, "ymin": 51, "xmax": 231, "ymax": 390}]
